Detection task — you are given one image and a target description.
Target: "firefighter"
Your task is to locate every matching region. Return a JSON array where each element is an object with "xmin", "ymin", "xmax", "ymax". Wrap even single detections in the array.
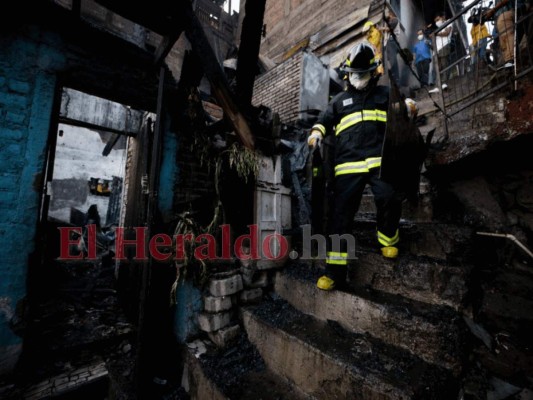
[{"xmin": 308, "ymin": 43, "xmax": 403, "ymax": 291}]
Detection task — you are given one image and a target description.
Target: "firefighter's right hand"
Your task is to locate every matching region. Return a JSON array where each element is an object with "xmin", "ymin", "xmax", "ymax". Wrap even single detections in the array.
[{"xmin": 308, "ymin": 130, "xmax": 322, "ymax": 148}]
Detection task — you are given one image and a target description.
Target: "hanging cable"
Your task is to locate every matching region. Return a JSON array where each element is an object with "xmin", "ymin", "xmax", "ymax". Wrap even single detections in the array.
[{"xmin": 382, "ymin": 9, "xmax": 449, "ymax": 118}]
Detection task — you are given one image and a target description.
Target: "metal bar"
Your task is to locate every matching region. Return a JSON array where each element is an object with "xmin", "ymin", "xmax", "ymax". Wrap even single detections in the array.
[
  {"xmin": 431, "ymin": 32, "xmax": 449, "ymax": 140},
  {"xmin": 448, "ymin": 80, "xmax": 509, "ymax": 116},
  {"xmin": 477, "ymin": 231, "xmax": 533, "ymax": 259},
  {"xmin": 440, "ymin": 52, "xmax": 469, "ymax": 75},
  {"xmin": 434, "ymin": 0, "xmax": 482, "ymax": 34},
  {"xmin": 514, "ymin": 0, "xmax": 518, "ymax": 91},
  {"xmin": 58, "ymin": 116, "xmax": 137, "ymax": 137},
  {"xmin": 447, "ymin": 0, "xmax": 469, "ymax": 55},
  {"xmin": 515, "ymin": 65, "xmax": 533, "ymax": 80}
]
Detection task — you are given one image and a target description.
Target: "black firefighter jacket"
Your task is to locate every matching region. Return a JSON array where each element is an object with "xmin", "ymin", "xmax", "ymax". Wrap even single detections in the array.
[{"xmin": 312, "ymin": 84, "xmax": 389, "ymax": 178}]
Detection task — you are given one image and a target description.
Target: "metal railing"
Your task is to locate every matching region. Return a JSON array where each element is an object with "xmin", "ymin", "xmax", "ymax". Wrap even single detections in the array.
[{"xmin": 431, "ymin": 0, "xmax": 533, "ymax": 124}]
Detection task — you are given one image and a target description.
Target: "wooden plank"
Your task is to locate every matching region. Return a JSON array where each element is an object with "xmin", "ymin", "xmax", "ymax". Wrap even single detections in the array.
[
  {"xmin": 58, "ymin": 116, "xmax": 137, "ymax": 137},
  {"xmin": 235, "ymin": 0, "xmax": 267, "ymax": 105},
  {"xmin": 102, "ymin": 133, "xmax": 121, "ymax": 156},
  {"xmin": 309, "ymin": 6, "xmax": 369, "ymax": 51},
  {"xmin": 182, "ymin": 1, "xmax": 255, "ymax": 149},
  {"xmin": 137, "ymin": 66, "xmax": 165, "ymax": 395}
]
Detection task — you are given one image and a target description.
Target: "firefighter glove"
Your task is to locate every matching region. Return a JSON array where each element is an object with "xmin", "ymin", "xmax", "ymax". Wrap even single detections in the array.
[{"xmin": 308, "ymin": 130, "xmax": 323, "ymax": 148}]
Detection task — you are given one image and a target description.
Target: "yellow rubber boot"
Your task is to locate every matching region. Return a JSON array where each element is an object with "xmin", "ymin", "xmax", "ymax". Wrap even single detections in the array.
[
  {"xmin": 317, "ymin": 275, "xmax": 336, "ymax": 291},
  {"xmin": 381, "ymin": 246, "xmax": 399, "ymax": 259}
]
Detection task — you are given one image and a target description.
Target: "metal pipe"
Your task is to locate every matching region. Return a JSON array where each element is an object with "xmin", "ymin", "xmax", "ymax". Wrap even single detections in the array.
[
  {"xmin": 477, "ymin": 231, "xmax": 533, "ymax": 259},
  {"xmin": 514, "ymin": 0, "xmax": 518, "ymax": 92}
]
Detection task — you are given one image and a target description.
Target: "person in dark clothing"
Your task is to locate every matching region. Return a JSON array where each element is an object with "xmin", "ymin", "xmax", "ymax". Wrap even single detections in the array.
[
  {"xmin": 308, "ymin": 42, "xmax": 403, "ymax": 291},
  {"xmin": 413, "ymin": 29, "xmax": 432, "ymax": 86}
]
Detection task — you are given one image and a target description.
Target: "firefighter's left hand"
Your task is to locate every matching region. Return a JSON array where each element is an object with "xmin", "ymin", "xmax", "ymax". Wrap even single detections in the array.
[{"xmin": 308, "ymin": 130, "xmax": 322, "ymax": 148}]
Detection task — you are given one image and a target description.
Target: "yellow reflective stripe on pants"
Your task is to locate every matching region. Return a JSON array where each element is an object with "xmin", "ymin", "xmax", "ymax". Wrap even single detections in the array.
[
  {"xmin": 334, "ymin": 157, "xmax": 382, "ymax": 176},
  {"xmin": 312, "ymin": 124, "xmax": 326, "ymax": 136},
  {"xmin": 326, "ymin": 251, "xmax": 348, "ymax": 265},
  {"xmin": 377, "ymin": 229, "xmax": 399, "ymax": 247},
  {"xmin": 335, "ymin": 109, "xmax": 387, "ymax": 136}
]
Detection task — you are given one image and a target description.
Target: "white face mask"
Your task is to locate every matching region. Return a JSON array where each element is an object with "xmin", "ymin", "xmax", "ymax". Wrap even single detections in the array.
[
  {"xmin": 349, "ymin": 72, "xmax": 371, "ymax": 90},
  {"xmin": 436, "ymin": 20, "xmax": 443, "ymax": 27},
  {"xmin": 418, "ymin": 34, "xmax": 424, "ymax": 41}
]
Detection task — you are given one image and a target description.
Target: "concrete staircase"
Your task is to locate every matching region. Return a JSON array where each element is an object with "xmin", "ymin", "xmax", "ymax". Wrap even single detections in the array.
[{"xmin": 184, "ymin": 217, "xmax": 472, "ymax": 399}]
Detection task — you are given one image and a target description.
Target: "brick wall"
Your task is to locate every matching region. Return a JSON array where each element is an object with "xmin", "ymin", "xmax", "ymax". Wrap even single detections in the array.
[
  {"xmin": 258, "ymin": 0, "xmax": 373, "ymax": 61},
  {"xmin": 0, "ymin": 48, "xmax": 55, "ymax": 374},
  {"xmin": 252, "ymin": 51, "xmax": 303, "ymax": 124}
]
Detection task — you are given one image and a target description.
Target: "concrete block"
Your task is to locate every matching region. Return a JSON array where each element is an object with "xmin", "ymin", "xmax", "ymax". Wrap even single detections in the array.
[
  {"xmin": 204, "ymin": 295, "xmax": 232, "ymax": 313},
  {"xmin": 0, "ymin": 191, "xmax": 18, "ymax": 206},
  {"xmin": 5, "ymin": 111, "xmax": 26, "ymax": 125},
  {"xmin": 53, "ymin": 376, "xmax": 69, "ymax": 386},
  {"xmin": 242, "ymin": 269, "xmax": 269, "ymax": 288},
  {"xmin": 0, "ymin": 174, "xmax": 20, "ymax": 191},
  {"xmin": 208, "ymin": 274, "xmax": 243, "ymax": 297},
  {"xmin": 207, "ymin": 324, "xmax": 240, "ymax": 348},
  {"xmin": 7, "ymin": 80, "xmax": 31, "ymax": 94},
  {"xmin": 1, "ymin": 143, "xmax": 23, "ymax": 158},
  {"xmin": 0, "ymin": 92, "xmax": 27, "ymax": 108},
  {"xmin": 240, "ymin": 288, "xmax": 263, "ymax": 304},
  {"xmin": 197, "ymin": 311, "xmax": 231, "ymax": 333},
  {"xmin": 2, "ymin": 128, "xmax": 24, "ymax": 141}
]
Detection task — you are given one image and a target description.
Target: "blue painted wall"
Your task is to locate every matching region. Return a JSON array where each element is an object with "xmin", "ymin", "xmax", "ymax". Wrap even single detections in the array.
[
  {"xmin": 0, "ymin": 22, "xmax": 172, "ymax": 373},
  {"xmin": 157, "ymin": 115, "xmax": 179, "ymax": 222},
  {"xmin": 0, "ymin": 29, "xmax": 64, "ymax": 373},
  {"xmin": 173, "ymin": 279, "xmax": 203, "ymax": 343},
  {"xmin": 156, "ymin": 114, "xmax": 203, "ymax": 343}
]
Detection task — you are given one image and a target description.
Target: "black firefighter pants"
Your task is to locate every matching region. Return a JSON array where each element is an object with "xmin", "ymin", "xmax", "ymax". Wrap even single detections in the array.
[{"xmin": 325, "ymin": 168, "xmax": 403, "ymax": 281}]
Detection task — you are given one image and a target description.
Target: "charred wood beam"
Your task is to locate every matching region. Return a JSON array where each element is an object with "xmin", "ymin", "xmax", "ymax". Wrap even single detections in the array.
[
  {"xmin": 236, "ymin": 0, "xmax": 267, "ymax": 106},
  {"xmin": 93, "ymin": 0, "xmax": 179, "ymax": 36},
  {"xmin": 102, "ymin": 133, "xmax": 121, "ymax": 156},
  {"xmin": 72, "ymin": 0, "xmax": 81, "ymax": 17},
  {"xmin": 182, "ymin": 1, "xmax": 255, "ymax": 149},
  {"xmin": 153, "ymin": 28, "xmax": 184, "ymax": 66},
  {"xmin": 58, "ymin": 116, "xmax": 137, "ymax": 137},
  {"xmin": 137, "ymin": 66, "xmax": 166, "ymax": 395}
]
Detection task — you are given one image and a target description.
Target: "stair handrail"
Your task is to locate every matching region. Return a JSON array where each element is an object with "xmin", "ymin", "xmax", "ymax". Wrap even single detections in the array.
[{"xmin": 477, "ymin": 231, "xmax": 533, "ymax": 259}]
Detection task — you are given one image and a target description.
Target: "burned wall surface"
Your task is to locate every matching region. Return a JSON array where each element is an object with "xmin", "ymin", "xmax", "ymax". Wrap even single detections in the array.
[
  {"xmin": 256, "ymin": 0, "xmax": 373, "ymax": 61},
  {"xmin": 0, "ymin": 3, "xmax": 173, "ymax": 374}
]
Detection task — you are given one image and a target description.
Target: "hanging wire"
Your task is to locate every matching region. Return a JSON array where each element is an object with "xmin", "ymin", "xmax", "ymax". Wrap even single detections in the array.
[{"xmin": 382, "ymin": 8, "xmax": 449, "ymax": 118}]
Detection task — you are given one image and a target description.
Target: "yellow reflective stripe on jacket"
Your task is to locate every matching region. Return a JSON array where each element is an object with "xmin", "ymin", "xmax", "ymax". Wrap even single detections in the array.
[
  {"xmin": 326, "ymin": 251, "xmax": 348, "ymax": 265},
  {"xmin": 335, "ymin": 109, "xmax": 387, "ymax": 136},
  {"xmin": 334, "ymin": 157, "xmax": 382, "ymax": 176},
  {"xmin": 377, "ymin": 229, "xmax": 399, "ymax": 247},
  {"xmin": 312, "ymin": 124, "xmax": 326, "ymax": 136}
]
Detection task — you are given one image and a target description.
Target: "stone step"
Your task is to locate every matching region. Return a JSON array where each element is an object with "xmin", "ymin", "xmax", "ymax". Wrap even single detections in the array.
[
  {"xmin": 349, "ymin": 251, "xmax": 469, "ymax": 310},
  {"xmin": 274, "ymin": 263, "xmax": 464, "ymax": 371},
  {"xmin": 184, "ymin": 335, "xmax": 309, "ymax": 400},
  {"xmin": 242, "ymin": 299, "xmax": 457, "ymax": 399},
  {"xmin": 350, "ymin": 221, "xmax": 475, "ymax": 264}
]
